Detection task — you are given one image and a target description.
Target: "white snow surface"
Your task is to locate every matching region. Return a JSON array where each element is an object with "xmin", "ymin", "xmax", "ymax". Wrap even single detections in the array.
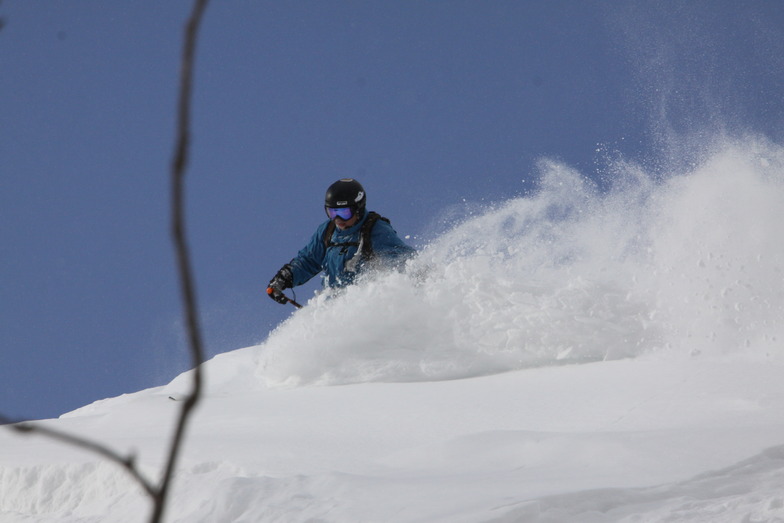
[{"xmin": 3, "ymin": 138, "xmax": 784, "ymax": 522}]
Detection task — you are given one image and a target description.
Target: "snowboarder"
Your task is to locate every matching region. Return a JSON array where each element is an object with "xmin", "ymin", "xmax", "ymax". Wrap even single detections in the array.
[{"xmin": 266, "ymin": 178, "xmax": 416, "ymax": 305}]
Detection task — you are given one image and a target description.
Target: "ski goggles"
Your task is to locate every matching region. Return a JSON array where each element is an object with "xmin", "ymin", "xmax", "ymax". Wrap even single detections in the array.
[{"xmin": 325, "ymin": 206, "xmax": 354, "ymax": 221}]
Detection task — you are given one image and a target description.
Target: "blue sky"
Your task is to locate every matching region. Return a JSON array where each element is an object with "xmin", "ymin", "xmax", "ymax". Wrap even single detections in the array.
[{"xmin": 2, "ymin": 1, "xmax": 783, "ymax": 421}]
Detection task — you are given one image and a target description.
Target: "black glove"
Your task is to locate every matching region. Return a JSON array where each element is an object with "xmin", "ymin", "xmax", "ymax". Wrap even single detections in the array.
[{"xmin": 267, "ymin": 265, "xmax": 293, "ymax": 304}]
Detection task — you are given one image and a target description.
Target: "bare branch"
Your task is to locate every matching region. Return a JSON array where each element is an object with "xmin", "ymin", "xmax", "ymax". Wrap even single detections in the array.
[
  {"xmin": 1, "ymin": 417, "xmax": 157, "ymax": 498},
  {"xmin": 153, "ymin": 0, "xmax": 211, "ymax": 520},
  {"xmin": 1, "ymin": 1, "xmax": 211, "ymax": 522}
]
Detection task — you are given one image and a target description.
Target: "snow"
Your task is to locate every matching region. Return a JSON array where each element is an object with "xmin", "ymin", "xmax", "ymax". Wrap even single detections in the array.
[{"xmin": 3, "ymin": 138, "xmax": 784, "ymax": 522}]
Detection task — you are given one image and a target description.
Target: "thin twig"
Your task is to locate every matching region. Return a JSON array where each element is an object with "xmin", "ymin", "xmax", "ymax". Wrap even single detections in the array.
[
  {"xmin": 2, "ymin": 417, "xmax": 157, "ymax": 497},
  {"xmin": 153, "ymin": 0, "xmax": 211, "ymax": 521},
  {"xmin": 0, "ymin": 2, "xmax": 211, "ymax": 522}
]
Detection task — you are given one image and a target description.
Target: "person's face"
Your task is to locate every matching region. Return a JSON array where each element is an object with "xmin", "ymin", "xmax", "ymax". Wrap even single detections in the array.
[{"xmin": 334, "ymin": 214, "xmax": 359, "ymax": 230}]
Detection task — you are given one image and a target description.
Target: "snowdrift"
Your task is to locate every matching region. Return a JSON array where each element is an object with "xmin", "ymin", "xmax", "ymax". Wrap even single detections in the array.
[{"xmin": 2, "ymin": 138, "xmax": 784, "ymax": 522}]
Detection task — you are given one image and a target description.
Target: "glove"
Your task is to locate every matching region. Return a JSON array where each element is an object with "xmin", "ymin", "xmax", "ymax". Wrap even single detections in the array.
[{"xmin": 266, "ymin": 265, "xmax": 293, "ymax": 304}]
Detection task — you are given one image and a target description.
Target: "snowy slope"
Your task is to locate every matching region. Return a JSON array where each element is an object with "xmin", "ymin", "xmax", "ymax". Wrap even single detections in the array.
[{"xmin": 2, "ymin": 138, "xmax": 784, "ymax": 522}]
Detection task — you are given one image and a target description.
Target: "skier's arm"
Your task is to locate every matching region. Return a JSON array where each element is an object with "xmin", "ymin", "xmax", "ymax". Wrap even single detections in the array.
[
  {"xmin": 286, "ymin": 222, "xmax": 329, "ymax": 286},
  {"xmin": 371, "ymin": 221, "xmax": 416, "ymax": 265}
]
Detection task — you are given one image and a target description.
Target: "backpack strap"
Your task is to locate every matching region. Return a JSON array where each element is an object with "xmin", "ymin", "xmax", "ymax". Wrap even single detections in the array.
[
  {"xmin": 322, "ymin": 220, "xmax": 338, "ymax": 250},
  {"xmin": 358, "ymin": 211, "xmax": 390, "ymax": 258}
]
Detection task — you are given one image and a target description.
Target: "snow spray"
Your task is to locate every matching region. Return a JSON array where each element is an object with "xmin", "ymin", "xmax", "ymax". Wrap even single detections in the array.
[{"xmin": 258, "ymin": 137, "xmax": 784, "ymax": 386}]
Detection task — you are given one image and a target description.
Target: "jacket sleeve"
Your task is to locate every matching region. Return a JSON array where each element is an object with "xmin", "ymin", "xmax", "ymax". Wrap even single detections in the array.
[
  {"xmin": 287, "ymin": 222, "xmax": 329, "ymax": 287},
  {"xmin": 370, "ymin": 220, "xmax": 417, "ymax": 266}
]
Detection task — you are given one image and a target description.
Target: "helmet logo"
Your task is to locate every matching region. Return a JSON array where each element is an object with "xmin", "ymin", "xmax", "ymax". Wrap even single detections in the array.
[
  {"xmin": 336, "ymin": 200, "xmax": 348, "ymax": 206},
  {"xmin": 355, "ymin": 191, "xmax": 364, "ymax": 203}
]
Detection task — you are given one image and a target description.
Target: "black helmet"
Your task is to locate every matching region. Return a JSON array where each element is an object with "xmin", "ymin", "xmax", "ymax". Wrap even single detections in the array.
[{"xmin": 324, "ymin": 178, "xmax": 366, "ymax": 218}]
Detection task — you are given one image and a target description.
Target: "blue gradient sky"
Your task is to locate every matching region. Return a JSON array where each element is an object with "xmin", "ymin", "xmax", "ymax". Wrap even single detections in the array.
[{"xmin": 2, "ymin": 1, "xmax": 783, "ymax": 420}]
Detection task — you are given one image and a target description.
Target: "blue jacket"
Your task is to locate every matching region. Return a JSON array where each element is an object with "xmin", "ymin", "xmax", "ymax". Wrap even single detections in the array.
[{"xmin": 288, "ymin": 212, "xmax": 415, "ymax": 288}]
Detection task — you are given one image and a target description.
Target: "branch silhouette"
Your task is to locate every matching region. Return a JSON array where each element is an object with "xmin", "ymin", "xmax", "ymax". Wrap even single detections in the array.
[
  {"xmin": 155, "ymin": 0, "xmax": 210, "ymax": 519},
  {"xmin": 1, "ymin": 1, "xmax": 210, "ymax": 521}
]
